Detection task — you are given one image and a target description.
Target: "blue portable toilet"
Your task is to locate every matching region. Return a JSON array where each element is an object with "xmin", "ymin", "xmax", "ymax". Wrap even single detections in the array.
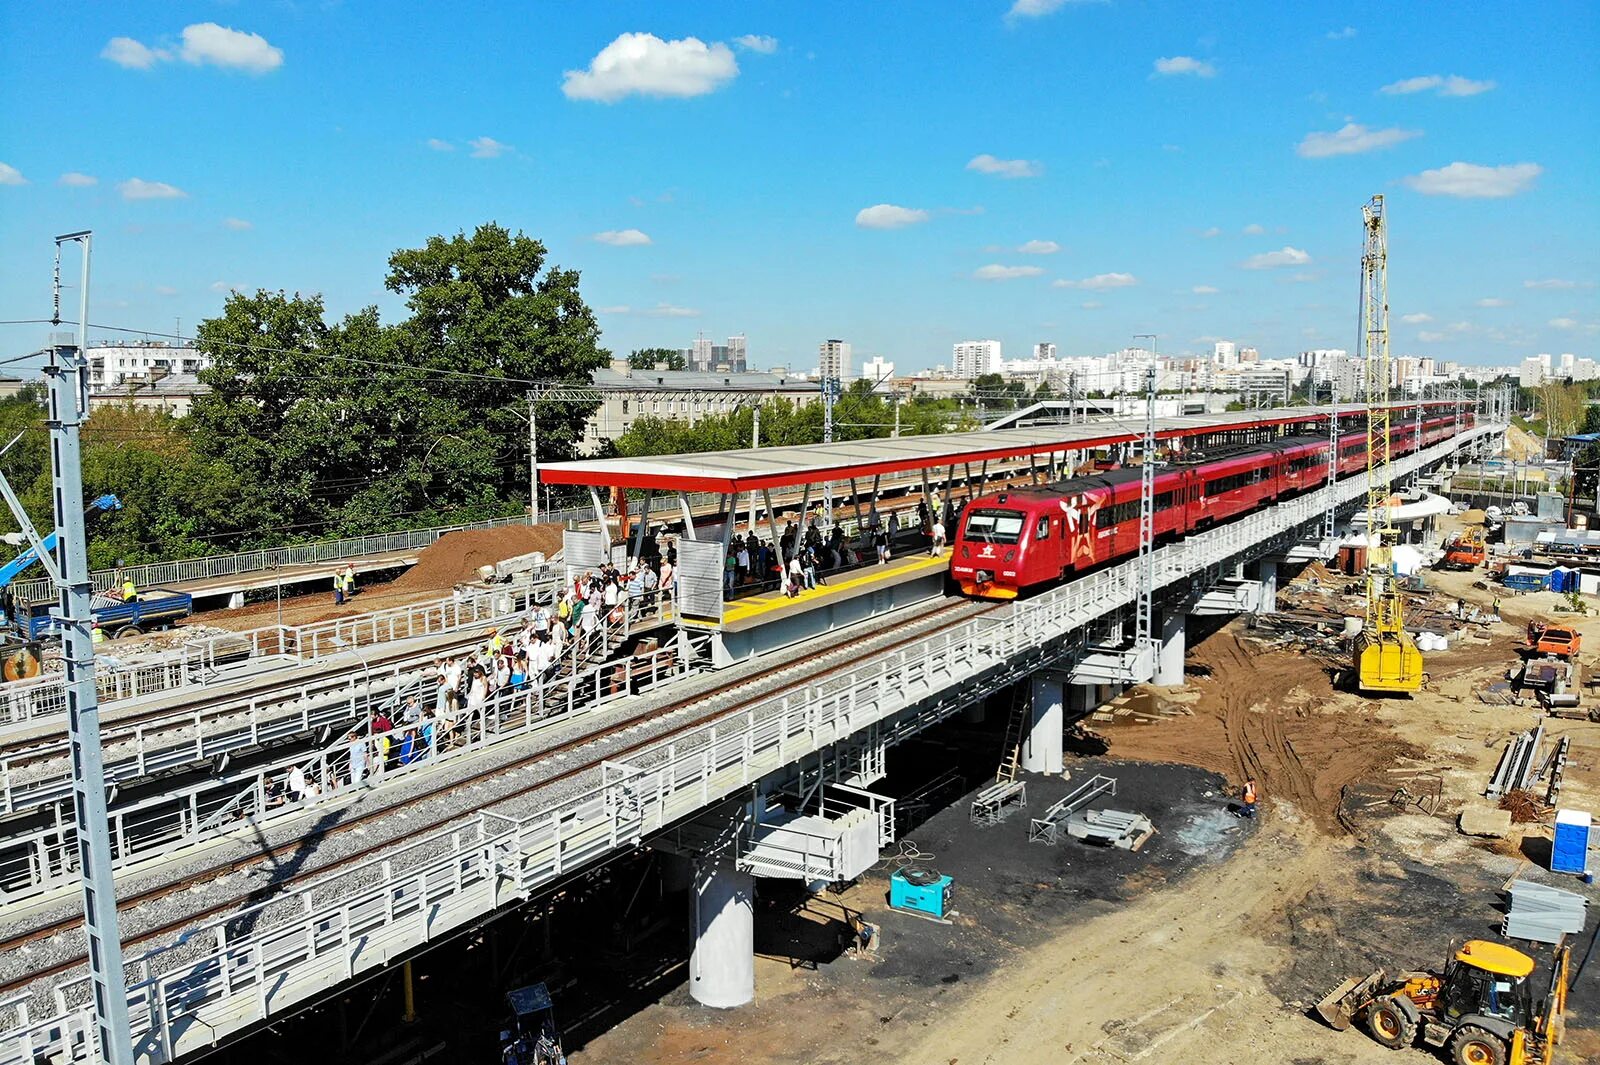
[{"xmin": 1551, "ymin": 809, "xmax": 1591, "ymax": 875}]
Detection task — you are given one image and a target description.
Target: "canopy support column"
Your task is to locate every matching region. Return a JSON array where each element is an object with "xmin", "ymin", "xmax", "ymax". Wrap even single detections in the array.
[
  {"xmin": 632, "ymin": 489, "xmax": 654, "ymax": 560},
  {"xmin": 589, "ymin": 486, "xmax": 608, "ymax": 544},
  {"xmin": 678, "ymin": 492, "xmax": 697, "ymax": 540},
  {"xmin": 761, "ymin": 488, "xmax": 787, "ymax": 586}
]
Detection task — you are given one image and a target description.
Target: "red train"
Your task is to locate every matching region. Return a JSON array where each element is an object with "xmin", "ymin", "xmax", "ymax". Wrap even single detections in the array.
[{"xmin": 951, "ymin": 412, "xmax": 1471, "ymax": 599}]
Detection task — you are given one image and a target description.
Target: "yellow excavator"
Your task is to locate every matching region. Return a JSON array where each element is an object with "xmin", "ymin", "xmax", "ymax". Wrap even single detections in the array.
[
  {"xmin": 1317, "ymin": 939, "xmax": 1570, "ymax": 1065},
  {"xmin": 1351, "ymin": 194, "xmax": 1424, "ymax": 694}
]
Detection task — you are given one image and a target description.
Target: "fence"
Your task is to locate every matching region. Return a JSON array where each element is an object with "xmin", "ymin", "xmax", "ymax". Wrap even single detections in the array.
[{"xmin": 0, "ymin": 426, "xmax": 1500, "ymax": 1065}]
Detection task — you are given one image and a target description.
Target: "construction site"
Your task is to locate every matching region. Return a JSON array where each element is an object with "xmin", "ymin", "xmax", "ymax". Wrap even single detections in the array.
[{"xmin": 0, "ymin": 204, "xmax": 1592, "ymax": 1065}]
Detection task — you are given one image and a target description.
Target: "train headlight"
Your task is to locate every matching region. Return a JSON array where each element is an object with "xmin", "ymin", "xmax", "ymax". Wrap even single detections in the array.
[
  {"xmin": 961, "ymin": 545, "xmax": 970, "ymax": 558},
  {"xmin": 1004, "ymin": 549, "xmax": 1016, "ymax": 562}
]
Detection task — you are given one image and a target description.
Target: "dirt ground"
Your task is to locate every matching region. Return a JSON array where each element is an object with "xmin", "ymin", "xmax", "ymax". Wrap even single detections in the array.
[
  {"xmin": 574, "ymin": 563, "xmax": 1600, "ymax": 1065},
  {"xmin": 175, "ymin": 523, "xmax": 565, "ymax": 634}
]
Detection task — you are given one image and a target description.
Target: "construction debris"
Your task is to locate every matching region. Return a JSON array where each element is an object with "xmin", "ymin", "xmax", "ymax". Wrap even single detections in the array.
[
  {"xmin": 1497, "ymin": 788, "xmax": 1549, "ymax": 825},
  {"xmin": 1487, "ymin": 722, "xmax": 1546, "ymax": 799},
  {"xmin": 1503, "ymin": 879, "xmax": 1589, "ymax": 943},
  {"xmin": 1065, "ymin": 808, "xmax": 1156, "ymax": 851}
]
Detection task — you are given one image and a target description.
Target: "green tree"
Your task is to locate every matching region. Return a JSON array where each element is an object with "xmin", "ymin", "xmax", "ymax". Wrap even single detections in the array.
[{"xmin": 629, "ymin": 347, "xmax": 684, "ymax": 371}]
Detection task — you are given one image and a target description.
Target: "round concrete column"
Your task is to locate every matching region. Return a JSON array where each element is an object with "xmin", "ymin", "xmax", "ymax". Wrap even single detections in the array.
[
  {"xmin": 689, "ymin": 860, "xmax": 755, "ymax": 1008},
  {"xmin": 1154, "ymin": 611, "xmax": 1187, "ymax": 686},
  {"xmin": 1256, "ymin": 559, "xmax": 1278, "ymax": 614},
  {"xmin": 1021, "ymin": 676, "xmax": 1064, "ymax": 775}
]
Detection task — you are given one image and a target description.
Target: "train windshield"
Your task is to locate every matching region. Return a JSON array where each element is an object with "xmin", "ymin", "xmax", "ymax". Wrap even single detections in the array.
[{"xmin": 963, "ymin": 508, "xmax": 1025, "ymax": 544}]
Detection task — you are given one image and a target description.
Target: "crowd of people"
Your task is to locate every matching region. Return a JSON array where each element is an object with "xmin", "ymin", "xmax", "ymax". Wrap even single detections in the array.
[{"xmin": 724, "ymin": 494, "xmax": 959, "ymax": 599}]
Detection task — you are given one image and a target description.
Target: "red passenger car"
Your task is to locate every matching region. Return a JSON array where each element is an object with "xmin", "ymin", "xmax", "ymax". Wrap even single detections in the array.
[{"xmin": 950, "ymin": 411, "xmax": 1471, "ymax": 599}]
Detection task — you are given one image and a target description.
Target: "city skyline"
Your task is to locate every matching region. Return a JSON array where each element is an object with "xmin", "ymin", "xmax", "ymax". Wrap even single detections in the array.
[{"xmin": 0, "ymin": 2, "xmax": 1595, "ymax": 372}]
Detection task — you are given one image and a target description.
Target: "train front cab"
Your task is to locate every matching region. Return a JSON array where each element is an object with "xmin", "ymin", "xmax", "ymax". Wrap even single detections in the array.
[{"xmin": 952, "ymin": 499, "xmax": 1029, "ymax": 598}]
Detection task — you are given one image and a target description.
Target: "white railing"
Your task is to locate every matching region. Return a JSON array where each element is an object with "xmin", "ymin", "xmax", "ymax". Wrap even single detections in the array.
[
  {"xmin": 0, "ymin": 427, "xmax": 1495, "ymax": 1065},
  {"xmin": 0, "ymin": 574, "xmax": 560, "ymax": 733}
]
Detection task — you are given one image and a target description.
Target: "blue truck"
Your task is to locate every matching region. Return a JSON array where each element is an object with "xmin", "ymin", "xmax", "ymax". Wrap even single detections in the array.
[{"xmin": 0, "ymin": 494, "xmax": 194, "ymax": 641}]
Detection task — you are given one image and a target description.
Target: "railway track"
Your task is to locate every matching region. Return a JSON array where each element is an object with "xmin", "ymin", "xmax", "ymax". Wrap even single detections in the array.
[{"xmin": 0, "ymin": 596, "xmax": 996, "ymax": 996}]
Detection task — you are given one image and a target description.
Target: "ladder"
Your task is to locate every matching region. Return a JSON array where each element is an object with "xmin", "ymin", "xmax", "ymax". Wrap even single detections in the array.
[{"xmin": 996, "ymin": 684, "xmax": 1029, "ymax": 785}]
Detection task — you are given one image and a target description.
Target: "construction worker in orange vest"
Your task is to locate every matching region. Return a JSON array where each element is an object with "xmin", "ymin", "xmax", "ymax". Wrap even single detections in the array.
[{"xmin": 1241, "ymin": 779, "xmax": 1259, "ymax": 819}]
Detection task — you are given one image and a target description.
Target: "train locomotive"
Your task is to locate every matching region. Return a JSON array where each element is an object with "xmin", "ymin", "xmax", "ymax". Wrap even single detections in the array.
[{"xmin": 951, "ymin": 411, "xmax": 1469, "ymax": 600}]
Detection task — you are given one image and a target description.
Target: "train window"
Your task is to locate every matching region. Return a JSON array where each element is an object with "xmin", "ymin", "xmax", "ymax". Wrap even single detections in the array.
[
  {"xmin": 964, "ymin": 509, "xmax": 1025, "ymax": 544},
  {"xmin": 1035, "ymin": 516, "xmax": 1050, "ymax": 540}
]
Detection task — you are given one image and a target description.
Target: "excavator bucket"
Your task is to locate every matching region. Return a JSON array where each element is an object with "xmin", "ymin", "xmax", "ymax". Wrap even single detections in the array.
[{"xmin": 1315, "ymin": 970, "xmax": 1386, "ymax": 1031}]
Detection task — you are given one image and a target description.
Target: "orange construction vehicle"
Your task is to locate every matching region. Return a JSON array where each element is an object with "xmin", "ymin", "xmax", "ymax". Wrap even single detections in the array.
[
  {"xmin": 1527, "ymin": 621, "xmax": 1582, "ymax": 658},
  {"xmin": 1441, "ymin": 529, "xmax": 1487, "ymax": 569}
]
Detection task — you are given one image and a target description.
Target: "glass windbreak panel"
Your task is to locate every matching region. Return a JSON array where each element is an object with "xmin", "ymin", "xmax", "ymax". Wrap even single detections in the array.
[{"xmin": 964, "ymin": 509, "xmax": 1024, "ymax": 544}]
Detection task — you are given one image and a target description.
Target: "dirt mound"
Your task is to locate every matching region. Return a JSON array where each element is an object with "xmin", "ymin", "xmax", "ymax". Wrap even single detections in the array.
[
  {"xmin": 385, "ymin": 523, "xmax": 565, "ymax": 594},
  {"xmin": 1102, "ymin": 629, "xmax": 1420, "ymax": 835}
]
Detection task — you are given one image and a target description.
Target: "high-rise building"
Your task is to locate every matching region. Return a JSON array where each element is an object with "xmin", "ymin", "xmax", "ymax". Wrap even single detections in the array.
[
  {"xmin": 1212, "ymin": 341, "xmax": 1237, "ymax": 367},
  {"xmin": 1238, "ymin": 346, "xmax": 1259, "ymax": 364},
  {"xmin": 953, "ymin": 339, "xmax": 1001, "ymax": 378},
  {"xmin": 1033, "ymin": 342, "xmax": 1058, "ymax": 362},
  {"xmin": 690, "ymin": 336, "xmax": 715, "ymax": 372},
  {"xmin": 727, "ymin": 334, "xmax": 748, "ymax": 373},
  {"xmin": 819, "ymin": 339, "xmax": 851, "ymax": 381}
]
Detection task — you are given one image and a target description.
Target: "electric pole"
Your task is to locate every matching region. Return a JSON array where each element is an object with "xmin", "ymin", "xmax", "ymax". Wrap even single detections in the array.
[
  {"xmin": 1133, "ymin": 334, "xmax": 1158, "ymax": 655},
  {"xmin": 822, "ymin": 376, "xmax": 838, "ymax": 525},
  {"xmin": 748, "ymin": 402, "xmax": 760, "ymax": 534},
  {"xmin": 50, "ymin": 231, "xmax": 136, "ymax": 1065},
  {"xmin": 528, "ymin": 392, "xmax": 540, "ymax": 524}
]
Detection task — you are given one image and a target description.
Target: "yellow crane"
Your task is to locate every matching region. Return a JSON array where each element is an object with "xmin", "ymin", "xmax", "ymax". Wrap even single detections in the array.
[{"xmin": 1353, "ymin": 193, "xmax": 1424, "ymax": 693}]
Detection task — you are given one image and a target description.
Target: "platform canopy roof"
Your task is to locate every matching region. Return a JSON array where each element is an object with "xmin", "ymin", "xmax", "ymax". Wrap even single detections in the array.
[{"xmin": 537, "ymin": 402, "xmax": 1464, "ymax": 494}]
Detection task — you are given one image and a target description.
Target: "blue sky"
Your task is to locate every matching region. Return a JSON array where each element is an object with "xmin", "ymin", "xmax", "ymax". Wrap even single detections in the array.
[{"xmin": 1, "ymin": 1, "xmax": 1596, "ymax": 375}]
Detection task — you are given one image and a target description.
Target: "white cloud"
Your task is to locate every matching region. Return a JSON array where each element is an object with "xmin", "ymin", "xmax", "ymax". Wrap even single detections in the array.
[
  {"xmin": 118, "ymin": 177, "xmax": 186, "ymax": 200},
  {"xmin": 223, "ymin": 217, "xmax": 252, "ymax": 231},
  {"xmin": 1327, "ymin": 26, "xmax": 1358, "ymax": 40},
  {"xmin": 603, "ymin": 303, "xmax": 701, "ymax": 318},
  {"xmin": 1053, "ymin": 272, "xmax": 1138, "ymax": 290},
  {"xmin": 1017, "ymin": 239, "xmax": 1061, "ymax": 255},
  {"xmin": 179, "ymin": 23, "xmax": 283, "ymax": 73},
  {"xmin": 974, "ymin": 264, "xmax": 1045, "ymax": 281},
  {"xmin": 562, "ymin": 32, "xmax": 738, "ymax": 102},
  {"xmin": 468, "ymin": 136, "xmax": 511, "ymax": 159},
  {"xmin": 1380, "ymin": 74, "xmax": 1495, "ymax": 97},
  {"xmin": 1418, "ymin": 330, "xmax": 1447, "ymax": 343},
  {"xmin": 210, "ymin": 280, "xmax": 243, "ymax": 293},
  {"xmin": 102, "ymin": 37, "xmax": 167, "ymax": 69},
  {"xmin": 1241, "ymin": 246, "xmax": 1311, "ymax": 270},
  {"xmin": 58, "ymin": 172, "xmax": 97, "ymax": 187},
  {"xmin": 103, "ymin": 23, "xmax": 283, "ymax": 74},
  {"xmin": 1289, "ymin": 271, "xmax": 1319, "ymax": 283},
  {"xmin": 1153, "ymin": 56, "xmax": 1215, "ymax": 78},
  {"xmin": 1549, "ymin": 318, "xmax": 1578, "ymax": 330},
  {"xmin": 1400, "ymin": 312, "xmax": 1434, "ymax": 324},
  {"xmin": 1198, "ymin": 226, "xmax": 1222, "ymax": 238},
  {"xmin": 966, "ymin": 154, "xmax": 1043, "ymax": 179},
  {"xmin": 592, "ymin": 228, "xmax": 652, "ymax": 247},
  {"xmin": 0, "ymin": 163, "xmax": 26, "ymax": 186},
  {"xmin": 1475, "ymin": 297, "xmax": 1511, "ymax": 308},
  {"xmin": 1296, "ymin": 122, "xmax": 1421, "ymax": 158},
  {"xmin": 733, "ymin": 35, "xmax": 778, "ymax": 54},
  {"xmin": 154, "ymin": 285, "xmax": 179, "ymax": 297},
  {"xmin": 1524, "ymin": 278, "xmax": 1584, "ymax": 290},
  {"xmin": 1403, "ymin": 161, "xmax": 1541, "ymax": 198},
  {"xmin": 1192, "ymin": 285, "xmax": 1219, "ymax": 295},
  {"xmin": 425, "ymin": 138, "xmax": 455, "ymax": 152},
  {"xmin": 1080, "ymin": 301, "xmax": 1103, "ymax": 310},
  {"xmin": 1242, "ymin": 223, "xmax": 1266, "ymax": 235},
  {"xmin": 855, "ymin": 204, "xmax": 929, "ymax": 229},
  {"xmin": 1006, "ymin": 0, "xmax": 1096, "ymax": 19}
]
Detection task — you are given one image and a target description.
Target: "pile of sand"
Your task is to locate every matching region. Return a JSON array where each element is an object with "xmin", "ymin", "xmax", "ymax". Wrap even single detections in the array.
[{"xmin": 385, "ymin": 523, "xmax": 565, "ymax": 594}]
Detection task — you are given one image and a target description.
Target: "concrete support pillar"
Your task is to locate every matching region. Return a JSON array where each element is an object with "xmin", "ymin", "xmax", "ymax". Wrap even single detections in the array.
[
  {"xmin": 1020, "ymin": 676, "xmax": 1064, "ymax": 775},
  {"xmin": 1154, "ymin": 611, "xmax": 1187, "ymax": 686},
  {"xmin": 1255, "ymin": 559, "xmax": 1278, "ymax": 614},
  {"xmin": 689, "ymin": 859, "xmax": 755, "ymax": 1009},
  {"xmin": 1069, "ymin": 684, "xmax": 1096, "ymax": 716}
]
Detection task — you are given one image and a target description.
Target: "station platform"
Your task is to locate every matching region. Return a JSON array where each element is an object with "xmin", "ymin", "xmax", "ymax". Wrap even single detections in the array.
[{"xmin": 689, "ymin": 551, "xmax": 952, "ymax": 664}]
